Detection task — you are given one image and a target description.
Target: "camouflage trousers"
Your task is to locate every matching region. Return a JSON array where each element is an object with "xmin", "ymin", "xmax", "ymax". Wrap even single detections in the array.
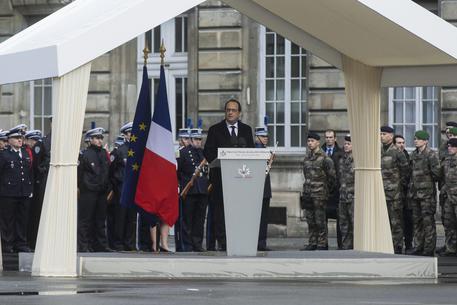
[
  {"xmin": 305, "ymin": 199, "xmax": 327, "ymax": 247},
  {"xmin": 411, "ymin": 197, "xmax": 437, "ymax": 254},
  {"xmin": 386, "ymin": 199, "xmax": 404, "ymax": 251},
  {"xmin": 443, "ymin": 194, "xmax": 457, "ymax": 253},
  {"xmin": 338, "ymin": 200, "xmax": 353, "ymax": 250},
  {"xmin": 440, "ymin": 192, "xmax": 450, "ymax": 250}
]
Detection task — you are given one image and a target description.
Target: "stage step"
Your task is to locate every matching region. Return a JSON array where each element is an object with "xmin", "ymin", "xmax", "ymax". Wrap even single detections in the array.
[{"xmin": 19, "ymin": 251, "xmax": 437, "ymax": 280}]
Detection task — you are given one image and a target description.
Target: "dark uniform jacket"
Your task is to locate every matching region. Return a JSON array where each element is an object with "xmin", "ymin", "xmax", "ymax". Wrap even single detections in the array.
[
  {"xmin": 177, "ymin": 145, "xmax": 208, "ymax": 195},
  {"xmin": 31, "ymin": 141, "xmax": 48, "ymax": 184},
  {"xmin": 109, "ymin": 143, "xmax": 128, "ymax": 190},
  {"xmin": 78, "ymin": 145, "xmax": 111, "ymax": 193},
  {"xmin": 0, "ymin": 147, "xmax": 33, "ymax": 197}
]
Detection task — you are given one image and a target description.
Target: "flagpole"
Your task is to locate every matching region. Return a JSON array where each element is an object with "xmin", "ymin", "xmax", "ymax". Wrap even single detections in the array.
[{"xmin": 156, "ymin": 41, "xmax": 167, "ymax": 252}]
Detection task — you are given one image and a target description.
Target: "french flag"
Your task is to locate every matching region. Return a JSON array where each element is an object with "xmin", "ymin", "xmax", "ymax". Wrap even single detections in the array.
[{"xmin": 135, "ymin": 65, "xmax": 179, "ymax": 227}]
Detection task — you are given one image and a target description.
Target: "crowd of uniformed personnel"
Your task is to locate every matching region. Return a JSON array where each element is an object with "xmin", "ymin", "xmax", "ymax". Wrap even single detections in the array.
[
  {"xmin": 0, "ymin": 112, "xmax": 272, "ymax": 254},
  {"xmin": 302, "ymin": 122, "xmax": 457, "ymax": 256},
  {"xmin": 3, "ymin": 115, "xmax": 457, "ymax": 256}
]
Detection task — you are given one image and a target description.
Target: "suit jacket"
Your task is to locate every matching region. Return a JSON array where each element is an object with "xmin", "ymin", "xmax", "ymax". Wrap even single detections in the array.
[{"xmin": 203, "ymin": 120, "xmax": 255, "ymax": 163}]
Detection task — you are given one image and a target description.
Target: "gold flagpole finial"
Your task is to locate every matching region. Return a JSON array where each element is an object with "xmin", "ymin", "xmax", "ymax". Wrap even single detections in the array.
[
  {"xmin": 159, "ymin": 39, "xmax": 166, "ymax": 65},
  {"xmin": 143, "ymin": 45, "xmax": 150, "ymax": 66}
]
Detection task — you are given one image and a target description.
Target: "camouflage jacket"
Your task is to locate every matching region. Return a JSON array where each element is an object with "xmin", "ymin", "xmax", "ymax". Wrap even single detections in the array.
[
  {"xmin": 381, "ymin": 143, "xmax": 410, "ymax": 201},
  {"xmin": 407, "ymin": 146, "xmax": 441, "ymax": 200},
  {"xmin": 441, "ymin": 153, "xmax": 457, "ymax": 196},
  {"xmin": 338, "ymin": 152, "xmax": 354, "ymax": 203},
  {"xmin": 439, "ymin": 141, "xmax": 449, "ymax": 162},
  {"xmin": 303, "ymin": 148, "xmax": 336, "ymax": 200}
]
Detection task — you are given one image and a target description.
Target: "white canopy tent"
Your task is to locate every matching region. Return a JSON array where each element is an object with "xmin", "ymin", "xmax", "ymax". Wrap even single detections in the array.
[{"xmin": 0, "ymin": 0, "xmax": 456, "ymax": 276}]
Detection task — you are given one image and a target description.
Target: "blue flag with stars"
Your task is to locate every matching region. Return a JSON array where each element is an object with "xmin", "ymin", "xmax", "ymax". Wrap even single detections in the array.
[{"xmin": 120, "ymin": 65, "xmax": 156, "ymax": 226}]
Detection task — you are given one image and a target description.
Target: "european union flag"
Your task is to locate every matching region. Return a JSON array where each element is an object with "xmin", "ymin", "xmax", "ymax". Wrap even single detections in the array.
[{"xmin": 120, "ymin": 65, "xmax": 157, "ymax": 224}]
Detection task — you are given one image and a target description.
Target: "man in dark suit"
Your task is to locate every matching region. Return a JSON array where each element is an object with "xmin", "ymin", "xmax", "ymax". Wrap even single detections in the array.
[
  {"xmin": 321, "ymin": 129, "xmax": 343, "ymax": 249},
  {"xmin": 203, "ymin": 99, "xmax": 255, "ymax": 251}
]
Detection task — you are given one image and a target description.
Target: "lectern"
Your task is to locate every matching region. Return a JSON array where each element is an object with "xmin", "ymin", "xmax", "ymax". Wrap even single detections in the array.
[{"xmin": 213, "ymin": 148, "xmax": 270, "ymax": 256}]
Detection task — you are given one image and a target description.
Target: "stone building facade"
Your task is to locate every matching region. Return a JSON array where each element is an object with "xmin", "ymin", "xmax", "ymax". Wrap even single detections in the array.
[{"xmin": 0, "ymin": 0, "xmax": 456, "ymax": 236}]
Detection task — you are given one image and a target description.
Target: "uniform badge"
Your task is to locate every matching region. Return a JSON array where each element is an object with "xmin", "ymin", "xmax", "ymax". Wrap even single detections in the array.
[
  {"xmin": 34, "ymin": 146, "xmax": 41, "ymax": 154},
  {"xmin": 110, "ymin": 155, "xmax": 115, "ymax": 162}
]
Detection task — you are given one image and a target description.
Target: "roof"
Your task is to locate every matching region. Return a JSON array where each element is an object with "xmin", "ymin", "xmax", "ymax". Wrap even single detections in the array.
[{"xmin": 1, "ymin": 0, "xmax": 457, "ymax": 85}]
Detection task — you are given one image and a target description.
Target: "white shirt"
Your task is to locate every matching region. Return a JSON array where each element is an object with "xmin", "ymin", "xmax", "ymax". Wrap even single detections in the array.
[{"xmin": 226, "ymin": 121, "xmax": 239, "ymax": 136}]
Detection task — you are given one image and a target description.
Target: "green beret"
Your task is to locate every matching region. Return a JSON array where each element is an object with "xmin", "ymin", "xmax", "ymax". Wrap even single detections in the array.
[
  {"xmin": 449, "ymin": 127, "xmax": 457, "ymax": 136},
  {"xmin": 414, "ymin": 130, "xmax": 429, "ymax": 140}
]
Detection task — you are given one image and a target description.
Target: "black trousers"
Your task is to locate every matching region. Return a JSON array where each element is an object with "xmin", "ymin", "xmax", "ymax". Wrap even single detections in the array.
[
  {"xmin": 28, "ymin": 179, "xmax": 46, "ymax": 249},
  {"xmin": 183, "ymin": 194, "xmax": 208, "ymax": 250},
  {"xmin": 0, "ymin": 196, "xmax": 30, "ymax": 251},
  {"xmin": 109, "ymin": 190, "xmax": 137, "ymax": 251},
  {"xmin": 258, "ymin": 197, "xmax": 271, "ymax": 248},
  {"xmin": 206, "ymin": 200, "xmax": 216, "ymax": 250},
  {"xmin": 77, "ymin": 190, "xmax": 109, "ymax": 252},
  {"xmin": 403, "ymin": 205, "xmax": 414, "ymax": 249},
  {"xmin": 209, "ymin": 171, "xmax": 226, "ymax": 249},
  {"xmin": 138, "ymin": 213, "xmax": 152, "ymax": 251},
  {"xmin": 174, "ymin": 197, "xmax": 184, "ymax": 252}
]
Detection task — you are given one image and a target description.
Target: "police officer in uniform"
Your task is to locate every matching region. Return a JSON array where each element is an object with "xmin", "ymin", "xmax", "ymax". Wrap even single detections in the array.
[
  {"xmin": 0, "ymin": 126, "xmax": 33, "ymax": 253},
  {"xmin": 24, "ymin": 130, "xmax": 47, "ymax": 250},
  {"xmin": 77, "ymin": 127, "xmax": 112, "ymax": 252},
  {"xmin": 0, "ymin": 130, "xmax": 8, "ymax": 150},
  {"xmin": 177, "ymin": 128, "xmax": 209, "ymax": 252},
  {"xmin": 255, "ymin": 126, "xmax": 272, "ymax": 251},
  {"xmin": 109, "ymin": 122, "xmax": 137, "ymax": 251},
  {"xmin": 407, "ymin": 130, "xmax": 441, "ymax": 256},
  {"xmin": 380, "ymin": 126, "xmax": 410, "ymax": 254},
  {"xmin": 174, "ymin": 128, "xmax": 192, "ymax": 252},
  {"xmin": 302, "ymin": 132, "xmax": 336, "ymax": 250}
]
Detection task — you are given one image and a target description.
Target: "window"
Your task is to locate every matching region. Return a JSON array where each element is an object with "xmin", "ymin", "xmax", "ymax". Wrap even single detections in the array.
[
  {"xmin": 260, "ymin": 27, "xmax": 308, "ymax": 150},
  {"xmin": 389, "ymin": 86, "xmax": 440, "ymax": 149},
  {"xmin": 139, "ymin": 16, "xmax": 188, "ymax": 140},
  {"xmin": 30, "ymin": 78, "xmax": 52, "ymax": 134},
  {"xmin": 174, "ymin": 16, "xmax": 188, "ymax": 53},
  {"xmin": 175, "ymin": 77, "xmax": 188, "ymax": 134},
  {"xmin": 144, "ymin": 16, "xmax": 187, "ymax": 54}
]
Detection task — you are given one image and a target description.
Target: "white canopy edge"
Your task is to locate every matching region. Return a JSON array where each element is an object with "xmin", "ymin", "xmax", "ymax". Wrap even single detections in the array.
[
  {"xmin": 382, "ymin": 64, "xmax": 457, "ymax": 87},
  {"xmin": 1, "ymin": 0, "xmax": 457, "ymax": 86},
  {"xmin": 0, "ymin": 0, "xmax": 205, "ymax": 85}
]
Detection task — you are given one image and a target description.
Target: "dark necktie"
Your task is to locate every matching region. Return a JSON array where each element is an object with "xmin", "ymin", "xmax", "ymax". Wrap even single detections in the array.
[
  {"xmin": 326, "ymin": 147, "xmax": 332, "ymax": 156},
  {"xmin": 230, "ymin": 125, "xmax": 236, "ymax": 138}
]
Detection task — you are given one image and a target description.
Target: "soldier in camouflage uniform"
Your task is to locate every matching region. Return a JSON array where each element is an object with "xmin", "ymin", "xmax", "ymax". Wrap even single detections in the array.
[
  {"xmin": 407, "ymin": 130, "xmax": 441, "ymax": 256},
  {"xmin": 380, "ymin": 126, "xmax": 410, "ymax": 254},
  {"xmin": 338, "ymin": 135, "xmax": 354, "ymax": 250},
  {"xmin": 440, "ymin": 138, "xmax": 457, "ymax": 256},
  {"xmin": 302, "ymin": 132, "xmax": 336, "ymax": 250},
  {"xmin": 437, "ymin": 122, "xmax": 457, "ymax": 255}
]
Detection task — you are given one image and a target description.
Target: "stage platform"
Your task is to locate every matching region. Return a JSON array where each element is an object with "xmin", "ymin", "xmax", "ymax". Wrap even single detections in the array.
[{"xmin": 19, "ymin": 250, "xmax": 437, "ymax": 280}]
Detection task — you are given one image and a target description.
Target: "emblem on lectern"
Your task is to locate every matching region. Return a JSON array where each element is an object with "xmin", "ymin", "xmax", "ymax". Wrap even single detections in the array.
[{"xmin": 237, "ymin": 164, "xmax": 251, "ymax": 178}]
